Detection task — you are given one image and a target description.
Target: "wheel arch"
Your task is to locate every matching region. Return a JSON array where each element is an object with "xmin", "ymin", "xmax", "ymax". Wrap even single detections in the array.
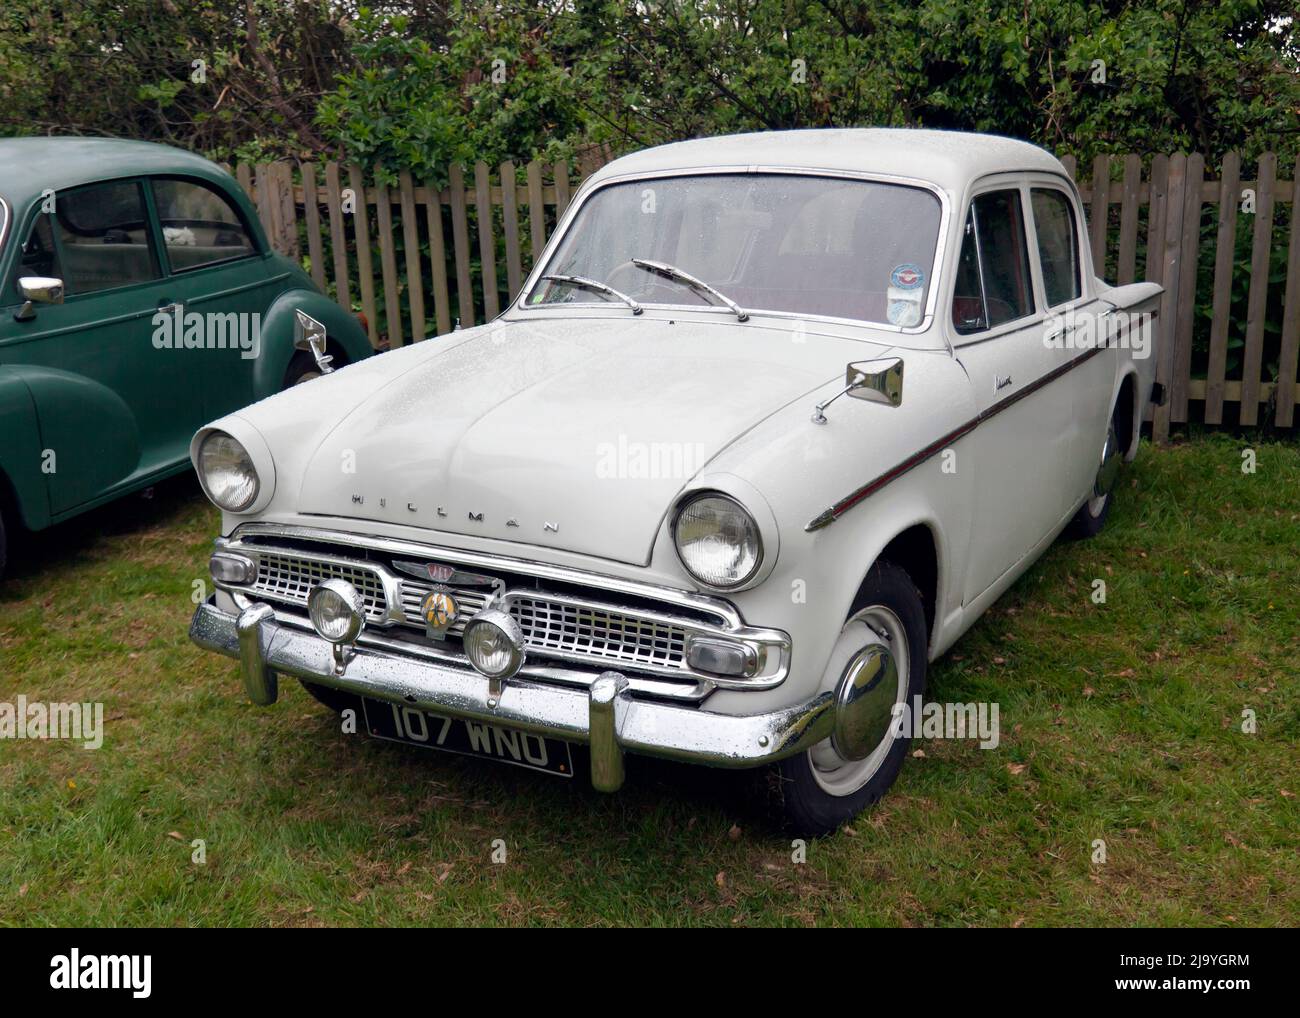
[
  {"xmin": 252, "ymin": 289, "xmax": 374, "ymax": 398},
  {"xmin": 1115, "ymin": 369, "xmax": 1139, "ymax": 460},
  {"xmin": 870, "ymin": 523, "xmax": 940, "ymax": 653}
]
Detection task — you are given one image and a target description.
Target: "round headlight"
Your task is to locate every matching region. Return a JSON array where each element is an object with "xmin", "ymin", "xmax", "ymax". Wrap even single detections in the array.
[
  {"xmin": 463, "ymin": 609, "xmax": 526, "ymax": 680},
  {"xmin": 673, "ymin": 494, "xmax": 762, "ymax": 588},
  {"xmin": 198, "ymin": 431, "xmax": 260, "ymax": 512},
  {"xmin": 307, "ymin": 579, "xmax": 366, "ymax": 645}
]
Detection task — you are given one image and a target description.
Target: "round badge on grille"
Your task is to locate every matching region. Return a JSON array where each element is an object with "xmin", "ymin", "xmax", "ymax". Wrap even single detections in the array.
[{"xmin": 420, "ymin": 589, "xmax": 458, "ymax": 640}]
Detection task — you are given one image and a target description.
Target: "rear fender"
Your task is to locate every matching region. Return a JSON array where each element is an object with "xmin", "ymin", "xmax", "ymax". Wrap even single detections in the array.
[{"xmin": 0, "ymin": 368, "xmax": 52, "ymax": 530}]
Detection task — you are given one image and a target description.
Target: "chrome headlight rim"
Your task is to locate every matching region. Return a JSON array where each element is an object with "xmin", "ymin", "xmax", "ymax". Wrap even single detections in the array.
[
  {"xmin": 463, "ymin": 608, "xmax": 527, "ymax": 680},
  {"xmin": 672, "ymin": 491, "xmax": 764, "ymax": 591},
  {"xmin": 197, "ymin": 430, "xmax": 260, "ymax": 513},
  {"xmin": 307, "ymin": 578, "xmax": 366, "ymax": 646}
]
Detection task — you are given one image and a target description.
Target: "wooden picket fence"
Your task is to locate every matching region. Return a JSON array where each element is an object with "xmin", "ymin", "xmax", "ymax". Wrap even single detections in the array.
[
  {"xmin": 1060, "ymin": 153, "xmax": 1300, "ymax": 439},
  {"xmin": 232, "ymin": 149, "xmax": 1300, "ymax": 440}
]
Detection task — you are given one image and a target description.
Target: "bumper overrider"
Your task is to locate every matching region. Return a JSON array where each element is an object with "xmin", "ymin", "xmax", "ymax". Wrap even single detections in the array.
[{"xmin": 189, "ymin": 598, "xmax": 835, "ymax": 789}]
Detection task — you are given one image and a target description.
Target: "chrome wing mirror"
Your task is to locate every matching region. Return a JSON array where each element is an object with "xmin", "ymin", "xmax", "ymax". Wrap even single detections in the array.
[
  {"xmin": 14, "ymin": 276, "xmax": 64, "ymax": 322},
  {"xmin": 812, "ymin": 357, "xmax": 904, "ymax": 424},
  {"xmin": 294, "ymin": 309, "xmax": 334, "ymax": 374}
]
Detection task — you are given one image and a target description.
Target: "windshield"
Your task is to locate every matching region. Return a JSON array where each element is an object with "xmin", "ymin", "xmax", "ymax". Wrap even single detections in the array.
[{"xmin": 529, "ymin": 173, "xmax": 942, "ymax": 326}]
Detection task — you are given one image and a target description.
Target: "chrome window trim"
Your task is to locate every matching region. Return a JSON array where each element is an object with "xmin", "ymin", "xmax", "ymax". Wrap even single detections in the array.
[
  {"xmin": 0, "ymin": 196, "xmax": 10, "ymax": 263},
  {"xmin": 219, "ymin": 522, "xmax": 792, "ymax": 690},
  {"xmin": 512, "ymin": 165, "xmax": 952, "ymax": 336}
]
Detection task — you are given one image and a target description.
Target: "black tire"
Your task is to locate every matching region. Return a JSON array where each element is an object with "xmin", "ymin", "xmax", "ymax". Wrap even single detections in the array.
[
  {"xmin": 300, "ymin": 680, "xmax": 358, "ymax": 714},
  {"xmin": 1065, "ymin": 411, "xmax": 1122, "ymax": 540},
  {"xmin": 759, "ymin": 560, "xmax": 928, "ymax": 837},
  {"xmin": 282, "ymin": 349, "xmax": 343, "ymax": 389}
]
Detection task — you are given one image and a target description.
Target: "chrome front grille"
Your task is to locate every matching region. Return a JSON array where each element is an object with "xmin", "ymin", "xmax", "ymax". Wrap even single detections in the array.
[
  {"xmin": 252, "ymin": 552, "xmax": 388, "ymax": 622},
  {"xmin": 511, "ymin": 595, "xmax": 687, "ymax": 670},
  {"xmin": 221, "ymin": 526, "xmax": 790, "ymax": 694},
  {"xmin": 238, "ymin": 547, "xmax": 698, "ymax": 676}
]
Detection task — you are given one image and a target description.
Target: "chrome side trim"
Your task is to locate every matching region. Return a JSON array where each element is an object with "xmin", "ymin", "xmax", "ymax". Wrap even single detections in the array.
[{"xmin": 805, "ymin": 343, "xmax": 1108, "ymax": 531}]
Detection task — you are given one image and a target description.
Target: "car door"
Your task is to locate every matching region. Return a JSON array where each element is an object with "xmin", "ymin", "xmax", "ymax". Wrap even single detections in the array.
[
  {"xmin": 4, "ymin": 179, "xmax": 199, "ymax": 515},
  {"xmin": 1025, "ymin": 180, "xmax": 1111, "ymax": 500},
  {"xmin": 149, "ymin": 176, "xmax": 286, "ymax": 420},
  {"xmin": 950, "ymin": 180, "xmax": 1078, "ymax": 603}
]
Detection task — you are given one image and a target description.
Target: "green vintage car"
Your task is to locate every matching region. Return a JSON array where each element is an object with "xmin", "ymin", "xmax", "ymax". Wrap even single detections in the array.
[{"xmin": 0, "ymin": 138, "xmax": 373, "ymax": 578}]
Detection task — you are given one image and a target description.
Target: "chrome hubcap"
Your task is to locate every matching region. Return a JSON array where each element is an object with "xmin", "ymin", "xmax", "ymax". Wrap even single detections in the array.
[
  {"xmin": 1089, "ymin": 421, "xmax": 1121, "ymax": 515},
  {"xmin": 809, "ymin": 605, "xmax": 909, "ymax": 797}
]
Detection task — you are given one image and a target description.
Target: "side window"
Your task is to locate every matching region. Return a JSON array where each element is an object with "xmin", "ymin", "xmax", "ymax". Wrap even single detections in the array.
[
  {"xmin": 951, "ymin": 189, "xmax": 1034, "ymax": 335},
  {"xmin": 52, "ymin": 181, "xmax": 161, "ymax": 295},
  {"xmin": 1031, "ymin": 188, "xmax": 1081, "ymax": 307},
  {"xmin": 151, "ymin": 179, "xmax": 256, "ymax": 270}
]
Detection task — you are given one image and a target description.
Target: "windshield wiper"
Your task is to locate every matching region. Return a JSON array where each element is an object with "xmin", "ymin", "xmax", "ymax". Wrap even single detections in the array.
[
  {"xmin": 630, "ymin": 258, "xmax": 749, "ymax": 321},
  {"xmin": 541, "ymin": 274, "xmax": 642, "ymax": 315}
]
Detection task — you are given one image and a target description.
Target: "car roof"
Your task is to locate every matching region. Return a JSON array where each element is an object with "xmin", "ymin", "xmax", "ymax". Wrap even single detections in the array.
[
  {"xmin": 585, "ymin": 128, "xmax": 1067, "ymax": 194},
  {"xmin": 0, "ymin": 137, "xmax": 236, "ymax": 208}
]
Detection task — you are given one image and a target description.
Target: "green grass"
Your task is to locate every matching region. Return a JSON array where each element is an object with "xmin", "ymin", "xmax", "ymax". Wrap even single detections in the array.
[{"xmin": 1, "ymin": 433, "xmax": 1297, "ymax": 927}]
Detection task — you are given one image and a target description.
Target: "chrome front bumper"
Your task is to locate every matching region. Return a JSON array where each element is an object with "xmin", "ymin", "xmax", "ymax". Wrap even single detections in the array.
[{"xmin": 189, "ymin": 599, "xmax": 834, "ymax": 789}]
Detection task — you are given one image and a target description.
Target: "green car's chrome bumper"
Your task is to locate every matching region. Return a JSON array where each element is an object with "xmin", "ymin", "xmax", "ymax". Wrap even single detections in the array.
[{"xmin": 188, "ymin": 598, "xmax": 834, "ymax": 789}]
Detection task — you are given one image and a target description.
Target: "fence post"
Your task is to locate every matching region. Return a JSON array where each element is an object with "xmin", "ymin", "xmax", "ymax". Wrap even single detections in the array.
[
  {"xmin": 1116, "ymin": 154, "xmax": 1141, "ymax": 285},
  {"xmin": 301, "ymin": 162, "xmax": 326, "ymax": 291},
  {"xmin": 1203, "ymin": 152, "xmax": 1240, "ymax": 425},
  {"xmin": 1089, "ymin": 154, "xmax": 1110, "ymax": 275},
  {"xmin": 526, "ymin": 159, "xmax": 547, "ymax": 269},
  {"xmin": 500, "ymin": 161, "xmax": 522, "ymax": 299},
  {"xmin": 1153, "ymin": 153, "xmax": 1187, "ymax": 444},
  {"xmin": 448, "ymin": 165, "xmax": 474, "ymax": 327},
  {"xmin": 1277, "ymin": 153, "xmax": 1300, "ymax": 428},
  {"xmin": 398, "ymin": 170, "xmax": 425, "ymax": 343},
  {"xmin": 1170, "ymin": 153, "xmax": 1204, "ymax": 425},
  {"xmin": 424, "ymin": 178, "xmax": 452, "ymax": 337},
  {"xmin": 1239, "ymin": 153, "xmax": 1277, "ymax": 426},
  {"xmin": 323, "ymin": 162, "xmax": 352, "ymax": 312},
  {"xmin": 347, "ymin": 164, "xmax": 379, "ymax": 346},
  {"xmin": 474, "ymin": 162, "xmax": 499, "ymax": 319}
]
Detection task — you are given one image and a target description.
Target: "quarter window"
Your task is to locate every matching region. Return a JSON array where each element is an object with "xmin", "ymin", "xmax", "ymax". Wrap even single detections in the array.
[
  {"xmin": 1031, "ymin": 188, "xmax": 1081, "ymax": 307},
  {"xmin": 951, "ymin": 189, "xmax": 1034, "ymax": 335},
  {"xmin": 151, "ymin": 179, "xmax": 256, "ymax": 270},
  {"xmin": 52, "ymin": 181, "xmax": 161, "ymax": 295}
]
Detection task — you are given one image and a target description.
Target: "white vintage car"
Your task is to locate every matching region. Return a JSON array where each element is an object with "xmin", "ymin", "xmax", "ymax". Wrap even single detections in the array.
[{"xmin": 189, "ymin": 129, "xmax": 1162, "ymax": 835}]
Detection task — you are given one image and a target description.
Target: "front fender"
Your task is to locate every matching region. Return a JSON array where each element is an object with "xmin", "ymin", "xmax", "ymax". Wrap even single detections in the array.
[
  {"xmin": 0, "ymin": 368, "xmax": 53, "ymax": 530},
  {"xmin": 250, "ymin": 290, "xmax": 374, "ymax": 399}
]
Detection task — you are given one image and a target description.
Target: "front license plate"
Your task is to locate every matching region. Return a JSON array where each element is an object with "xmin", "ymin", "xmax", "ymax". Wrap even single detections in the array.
[{"xmin": 359, "ymin": 696, "xmax": 574, "ymax": 778}]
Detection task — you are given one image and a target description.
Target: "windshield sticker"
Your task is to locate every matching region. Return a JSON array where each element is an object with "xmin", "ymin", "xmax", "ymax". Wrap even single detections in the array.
[
  {"xmin": 887, "ymin": 263, "xmax": 925, "ymax": 326},
  {"xmin": 890, "ymin": 263, "xmax": 924, "ymax": 290}
]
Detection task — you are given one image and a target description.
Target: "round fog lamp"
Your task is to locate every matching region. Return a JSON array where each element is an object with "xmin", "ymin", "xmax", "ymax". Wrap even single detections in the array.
[
  {"xmin": 463, "ymin": 609, "xmax": 526, "ymax": 680},
  {"xmin": 308, "ymin": 579, "xmax": 366, "ymax": 645}
]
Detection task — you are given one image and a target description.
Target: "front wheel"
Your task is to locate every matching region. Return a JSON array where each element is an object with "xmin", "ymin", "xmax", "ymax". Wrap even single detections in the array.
[{"xmin": 760, "ymin": 560, "xmax": 928, "ymax": 837}]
